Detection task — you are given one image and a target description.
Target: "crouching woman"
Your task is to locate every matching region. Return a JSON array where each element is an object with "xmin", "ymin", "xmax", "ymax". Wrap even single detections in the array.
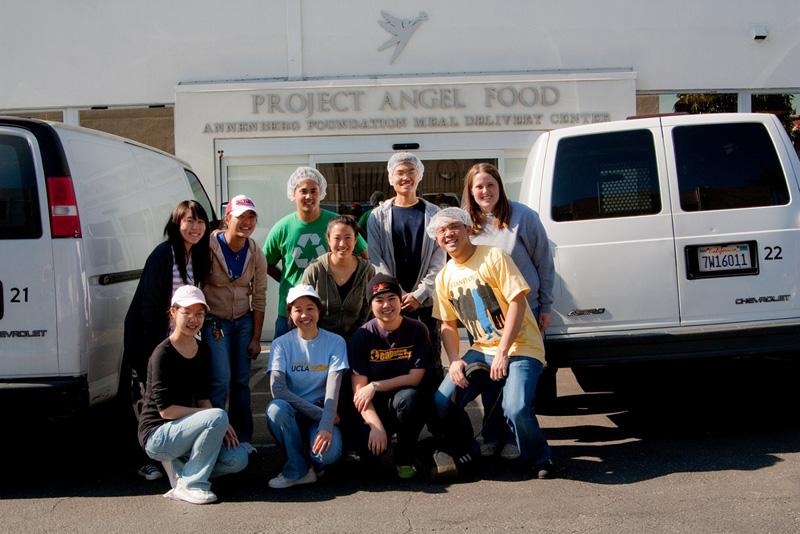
[
  {"xmin": 138, "ymin": 285, "xmax": 248, "ymax": 505},
  {"xmin": 266, "ymin": 285, "xmax": 349, "ymax": 489}
]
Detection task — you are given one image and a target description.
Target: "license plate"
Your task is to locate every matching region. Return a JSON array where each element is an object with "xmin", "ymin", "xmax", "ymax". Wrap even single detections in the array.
[{"xmin": 697, "ymin": 243, "xmax": 752, "ymax": 272}]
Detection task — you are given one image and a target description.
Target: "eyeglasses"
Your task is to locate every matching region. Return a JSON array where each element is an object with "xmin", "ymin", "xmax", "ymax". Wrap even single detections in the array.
[{"xmin": 435, "ymin": 222, "xmax": 464, "ymax": 237}]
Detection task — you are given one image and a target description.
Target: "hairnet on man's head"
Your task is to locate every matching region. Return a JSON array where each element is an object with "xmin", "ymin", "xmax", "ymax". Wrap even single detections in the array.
[
  {"xmin": 387, "ymin": 152, "xmax": 424, "ymax": 185},
  {"xmin": 287, "ymin": 166, "xmax": 328, "ymax": 201},
  {"xmin": 425, "ymin": 207, "xmax": 473, "ymax": 238}
]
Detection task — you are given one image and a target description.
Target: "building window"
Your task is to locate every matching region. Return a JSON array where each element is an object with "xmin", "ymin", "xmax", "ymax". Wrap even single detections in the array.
[
  {"xmin": 671, "ymin": 93, "xmax": 738, "ymax": 114},
  {"xmin": 752, "ymin": 93, "xmax": 799, "ymax": 150}
]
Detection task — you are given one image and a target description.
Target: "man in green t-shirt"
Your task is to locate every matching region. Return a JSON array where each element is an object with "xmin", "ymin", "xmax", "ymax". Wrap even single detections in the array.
[{"xmin": 263, "ymin": 167, "xmax": 367, "ymax": 338}]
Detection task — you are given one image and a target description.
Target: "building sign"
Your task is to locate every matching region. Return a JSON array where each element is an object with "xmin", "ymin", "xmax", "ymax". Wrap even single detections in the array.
[{"xmin": 182, "ymin": 73, "xmax": 635, "ymax": 139}]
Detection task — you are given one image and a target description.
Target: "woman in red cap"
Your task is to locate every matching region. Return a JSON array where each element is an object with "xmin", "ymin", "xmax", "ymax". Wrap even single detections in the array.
[{"xmin": 201, "ymin": 194, "xmax": 267, "ymax": 452}]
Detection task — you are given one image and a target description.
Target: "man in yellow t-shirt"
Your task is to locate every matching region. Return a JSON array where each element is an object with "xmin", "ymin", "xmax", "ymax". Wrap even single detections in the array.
[{"xmin": 427, "ymin": 207, "xmax": 553, "ymax": 480}]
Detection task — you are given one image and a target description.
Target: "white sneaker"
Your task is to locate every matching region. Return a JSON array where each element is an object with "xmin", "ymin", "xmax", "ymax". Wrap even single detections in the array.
[
  {"xmin": 161, "ymin": 461, "xmax": 178, "ymax": 489},
  {"xmin": 170, "ymin": 485, "xmax": 218, "ymax": 505},
  {"xmin": 500, "ymin": 443, "xmax": 521, "ymax": 460},
  {"xmin": 268, "ymin": 467, "xmax": 317, "ymax": 489}
]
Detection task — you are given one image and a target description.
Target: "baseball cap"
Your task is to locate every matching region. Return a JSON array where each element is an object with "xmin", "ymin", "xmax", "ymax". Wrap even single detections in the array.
[
  {"xmin": 225, "ymin": 194, "xmax": 258, "ymax": 217},
  {"xmin": 367, "ymin": 274, "xmax": 402, "ymax": 302},
  {"xmin": 171, "ymin": 285, "xmax": 210, "ymax": 310},
  {"xmin": 286, "ymin": 284, "xmax": 321, "ymax": 305}
]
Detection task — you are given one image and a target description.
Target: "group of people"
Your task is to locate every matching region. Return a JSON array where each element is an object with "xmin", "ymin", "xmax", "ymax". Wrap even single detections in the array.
[{"xmin": 123, "ymin": 152, "xmax": 555, "ymax": 504}]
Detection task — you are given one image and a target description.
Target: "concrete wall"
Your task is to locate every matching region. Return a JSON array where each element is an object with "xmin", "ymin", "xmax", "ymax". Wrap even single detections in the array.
[{"xmin": 1, "ymin": 0, "xmax": 798, "ymax": 110}]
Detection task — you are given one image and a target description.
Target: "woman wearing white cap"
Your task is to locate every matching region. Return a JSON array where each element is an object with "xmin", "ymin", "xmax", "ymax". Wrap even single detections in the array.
[
  {"xmin": 265, "ymin": 284, "xmax": 349, "ymax": 489},
  {"xmin": 201, "ymin": 194, "xmax": 268, "ymax": 451},
  {"xmin": 138, "ymin": 285, "xmax": 248, "ymax": 505},
  {"xmin": 124, "ymin": 199, "xmax": 212, "ymax": 481}
]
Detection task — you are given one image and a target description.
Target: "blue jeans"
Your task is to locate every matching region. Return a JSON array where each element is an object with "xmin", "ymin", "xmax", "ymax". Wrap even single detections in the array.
[
  {"xmin": 434, "ymin": 350, "xmax": 551, "ymax": 464},
  {"xmin": 203, "ymin": 313, "xmax": 254, "ymax": 442},
  {"xmin": 274, "ymin": 315, "xmax": 291, "ymax": 339},
  {"xmin": 266, "ymin": 399, "xmax": 343, "ymax": 480},
  {"xmin": 144, "ymin": 408, "xmax": 248, "ymax": 491},
  {"xmin": 478, "ymin": 307, "xmax": 542, "ymax": 445}
]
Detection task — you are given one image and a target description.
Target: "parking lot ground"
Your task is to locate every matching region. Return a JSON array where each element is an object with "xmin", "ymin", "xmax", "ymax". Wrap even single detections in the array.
[{"xmin": 1, "ymin": 354, "xmax": 799, "ymax": 533}]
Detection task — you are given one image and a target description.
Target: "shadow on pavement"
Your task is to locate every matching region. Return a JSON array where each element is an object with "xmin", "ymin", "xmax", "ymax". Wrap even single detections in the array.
[
  {"xmin": 1, "ymin": 358, "xmax": 798, "ymax": 499},
  {"xmin": 541, "ymin": 357, "xmax": 800, "ymax": 485}
]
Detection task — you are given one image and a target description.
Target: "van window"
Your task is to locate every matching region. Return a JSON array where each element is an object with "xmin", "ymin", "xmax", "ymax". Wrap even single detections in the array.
[
  {"xmin": 0, "ymin": 135, "xmax": 42, "ymax": 239},
  {"xmin": 184, "ymin": 169, "xmax": 216, "ymax": 220},
  {"xmin": 673, "ymin": 123, "xmax": 790, "ymax": 212},
  {"xmin": 551, "ymin": 129, "xmax": 661, "ymax": 222}
]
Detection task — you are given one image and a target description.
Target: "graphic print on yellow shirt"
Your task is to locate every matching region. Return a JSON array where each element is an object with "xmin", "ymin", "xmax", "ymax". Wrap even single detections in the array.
[{"xmin": 433, "ymin": 246, "xmax": 544, "ymax": 362}]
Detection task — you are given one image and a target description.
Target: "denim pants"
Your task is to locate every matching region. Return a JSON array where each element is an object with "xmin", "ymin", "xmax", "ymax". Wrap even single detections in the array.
[
  {"xmin": 357, "ymin": 387, "xmax": 426, "ymax": 466},
  {"xmin": 202, "ymin": 313, "xmax": 254, "ymax": 442},
  {"xmin": 144, "ymin": 408, "xmax": 249, "ymax": 491},
  {"xmin": 479, "ymin": 307, "xmax": 541, "ymax": 445},
  {"xmin": 434, "ymin": 350, "xmax": 551, "ymax": 464},
  {"xmin": 266, "ymin": 399, "xmax": 343, "ymax": 480}
]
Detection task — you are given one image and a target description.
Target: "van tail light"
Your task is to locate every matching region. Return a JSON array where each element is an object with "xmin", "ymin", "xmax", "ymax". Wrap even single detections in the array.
[{"xmin": 45, "ymin": 176, "xmax": 82, "ymax": 238}]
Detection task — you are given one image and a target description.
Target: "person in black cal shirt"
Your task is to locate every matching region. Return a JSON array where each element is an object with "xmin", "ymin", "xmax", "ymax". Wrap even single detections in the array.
[{"xmin": 349, "ymin": 274, "xmax": 436, "ymax": 479}]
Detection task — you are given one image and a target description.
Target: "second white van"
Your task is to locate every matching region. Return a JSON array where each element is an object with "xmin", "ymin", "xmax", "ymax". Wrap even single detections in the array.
[{"xmin": 0, "ymin": 117, "xmax": 216, "ymax": 414}]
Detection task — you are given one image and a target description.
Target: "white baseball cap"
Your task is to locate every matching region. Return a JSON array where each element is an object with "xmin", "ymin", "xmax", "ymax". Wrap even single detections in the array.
[
  {"xmin": 226, "ymin": 194, "xmax": 258, "ymax": 217},
  {"xmin": 286, "ymin": 284, "xmax": 321, "ymax": 305},
  {"xmin": 171, "ymin": 285, "xmax": 210, "ymax": 310}
]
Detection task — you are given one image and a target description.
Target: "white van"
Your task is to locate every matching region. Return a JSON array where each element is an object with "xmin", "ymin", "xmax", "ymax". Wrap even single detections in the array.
[
  {"xmin": 520, "ymin": 113, "xmax": 800, "ymax": 380},
  {"xmin": 0, "ymin": 117, "xmax": 215, "ymax": 414}
]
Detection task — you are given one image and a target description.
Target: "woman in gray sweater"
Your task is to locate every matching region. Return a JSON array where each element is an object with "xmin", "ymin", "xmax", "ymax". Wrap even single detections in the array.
[{"xmin": 301, "ymin": 215, "xmax": 375, "ymax": 338}]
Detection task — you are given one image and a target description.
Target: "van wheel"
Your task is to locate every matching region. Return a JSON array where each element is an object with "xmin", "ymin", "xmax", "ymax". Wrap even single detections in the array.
[{"xmin": 536, "ymin": 365, "xmax": 558, "ymax": 415}]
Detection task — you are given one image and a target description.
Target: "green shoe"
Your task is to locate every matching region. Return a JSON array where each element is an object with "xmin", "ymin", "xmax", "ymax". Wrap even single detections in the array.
[{"xmin": 396, "ymin": 465, "xmax": 417, "ymax": 479}]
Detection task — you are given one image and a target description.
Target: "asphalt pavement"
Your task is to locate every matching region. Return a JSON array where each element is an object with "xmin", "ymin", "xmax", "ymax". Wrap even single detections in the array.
[{"xmin": 1, "ymin": 349, "xmax": 799, "ymax": 533}]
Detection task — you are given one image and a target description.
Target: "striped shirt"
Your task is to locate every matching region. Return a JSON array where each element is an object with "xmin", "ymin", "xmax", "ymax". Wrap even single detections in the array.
[{"xmin": 171, "ymin": 249, "xmax": 195, "ymax": 296}]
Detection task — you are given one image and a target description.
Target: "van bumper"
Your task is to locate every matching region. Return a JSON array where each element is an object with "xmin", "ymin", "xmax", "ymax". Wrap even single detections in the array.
[
  {"xmin": 545, "ymin": 322, "xmax": 800, "ymax": 367},
  {"xmin": 0, "ymin": 376, "xmax": 89, "ymax": 415}
]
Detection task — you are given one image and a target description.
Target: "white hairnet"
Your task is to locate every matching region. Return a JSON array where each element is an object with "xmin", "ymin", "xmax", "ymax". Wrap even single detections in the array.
[
  {"xmin": 425, "ymin": 207, "xmax": 473, "ymax": 238},
  {"xmin": 287, "ymin": 166, "xmax": 328, "ymax": 201},
  {"xmin": 387, "ymin": 152, "xmax": 424, "ymax": 185}
]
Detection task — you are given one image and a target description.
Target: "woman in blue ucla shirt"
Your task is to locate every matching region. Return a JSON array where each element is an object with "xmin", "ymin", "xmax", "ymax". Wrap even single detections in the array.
[{"xmin": 265, "ymin": 284, "xmax": 348, "ymax": 489}]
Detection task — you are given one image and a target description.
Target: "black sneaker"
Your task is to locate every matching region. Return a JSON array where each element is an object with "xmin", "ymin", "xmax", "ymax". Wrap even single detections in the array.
[{"xmin": 532, "ymin": 459, "xmax": 555, "ymax": 480}]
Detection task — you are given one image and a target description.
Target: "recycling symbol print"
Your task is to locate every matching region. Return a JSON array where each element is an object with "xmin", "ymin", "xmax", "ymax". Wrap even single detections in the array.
[{"xmin": 292, "ymin": 233, "xmax": 327, "ymax": 268}]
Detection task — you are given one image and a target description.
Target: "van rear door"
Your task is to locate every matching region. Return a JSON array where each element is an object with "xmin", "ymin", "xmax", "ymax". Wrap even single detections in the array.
[
  {"xmin": 538, "ymin": 118, "xmax": 680, "ymax": 334},
  {"xmin": 0, "ymin": 126, "xmax": 58, "ymax": 377},
  {"xmin": 663, "ymin": 113, "xmax": 800, "ymax": 326}
]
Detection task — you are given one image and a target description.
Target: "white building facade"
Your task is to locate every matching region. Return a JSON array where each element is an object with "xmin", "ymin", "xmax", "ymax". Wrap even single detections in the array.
[{"xmin": 4, "ymin": 0, "xmax": 799, "ymax": 333}]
